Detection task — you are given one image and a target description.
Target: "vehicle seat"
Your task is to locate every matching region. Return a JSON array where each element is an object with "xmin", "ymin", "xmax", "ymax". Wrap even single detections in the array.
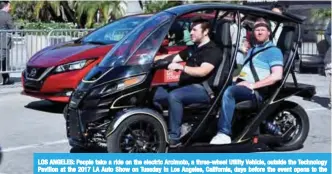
[{"xmin": 236, "ymin": 25, "xmax": 296, "ymax": 111}]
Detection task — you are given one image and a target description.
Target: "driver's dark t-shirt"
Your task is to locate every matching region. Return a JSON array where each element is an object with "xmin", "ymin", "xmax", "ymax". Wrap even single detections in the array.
[{"xmin": 178, "ymin": 41, "xmax": 223, "ymax": 88}]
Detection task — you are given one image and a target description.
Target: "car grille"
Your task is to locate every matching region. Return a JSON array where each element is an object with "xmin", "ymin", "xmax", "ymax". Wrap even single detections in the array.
[
  {"xmin": 24, "ymin": 80, "xmax": 43, "ymax": 91},
  {"xmin": 26, "ymin": 66, "xmax": 48, "ymax": 80}
]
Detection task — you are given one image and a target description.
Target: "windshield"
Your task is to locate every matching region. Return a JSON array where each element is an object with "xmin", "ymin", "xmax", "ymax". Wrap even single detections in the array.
[
  {"xmin": 98, "ymin": 12, "xmax": 174, "ymax": 67},
  {"xmin": 81, "ymin": 15, "xmax": 150, "ymax": 45}
]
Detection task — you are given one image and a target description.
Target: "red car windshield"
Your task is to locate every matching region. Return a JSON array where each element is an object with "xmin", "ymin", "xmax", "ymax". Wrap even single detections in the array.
[{"xmin": 81, "ymin": 15, "xmax": 151, "ymax": 45}]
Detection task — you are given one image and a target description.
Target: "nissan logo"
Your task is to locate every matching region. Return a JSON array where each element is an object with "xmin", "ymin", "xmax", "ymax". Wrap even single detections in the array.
[{"xmin": 29, "ymin": 68, "xmax": 37, "ymax": 77}]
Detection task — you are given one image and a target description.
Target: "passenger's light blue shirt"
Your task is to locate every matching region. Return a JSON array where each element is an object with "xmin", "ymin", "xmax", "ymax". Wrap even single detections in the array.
[{"xmin": 239, "ymin": 40, "xmax": 283, "ymax": 83}]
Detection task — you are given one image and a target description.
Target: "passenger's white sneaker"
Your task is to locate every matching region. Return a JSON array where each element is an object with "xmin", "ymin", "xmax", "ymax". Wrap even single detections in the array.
[
  {"xmin": 180, "ymin": 123, "xmax": 191, "ymax": 138},
  {"xmin": 209, "ymin": 132, "xmax": 231, "ymax": 144}
]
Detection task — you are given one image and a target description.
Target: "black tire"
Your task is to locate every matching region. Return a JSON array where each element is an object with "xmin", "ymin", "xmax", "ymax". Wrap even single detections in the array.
[
  {"xmin": 63, "ymin": 104, "xmax": 68, "ymax": 120},
  {"xmin": 270, "ymin": 102, "xmax": 310, "ymax": 151},
  {"xmin": 106, "ymin": 114, "xmax": 167, "ymax": 153},
  {"xmin": 295, "ymin": 59, "xmax": 305, "ymax": 74},
  {"xmin": 0, "ymin": 146, "xmax": 2, "ymax": 164}
]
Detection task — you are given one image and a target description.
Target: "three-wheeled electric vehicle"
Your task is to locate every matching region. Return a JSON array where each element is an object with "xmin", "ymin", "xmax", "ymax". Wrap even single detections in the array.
[{"xmin": 65, "ymin": 3, "xmax": 316, "ymax": 153}]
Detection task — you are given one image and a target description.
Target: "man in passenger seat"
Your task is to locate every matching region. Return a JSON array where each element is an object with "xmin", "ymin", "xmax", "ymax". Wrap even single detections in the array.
[
  {"xmin": 210, "ymin": 18, "xmax": 284, "ymax": 145},
  {"xmin": 153, "ymin": 18, "xmax": 222, "ymax": 147}
]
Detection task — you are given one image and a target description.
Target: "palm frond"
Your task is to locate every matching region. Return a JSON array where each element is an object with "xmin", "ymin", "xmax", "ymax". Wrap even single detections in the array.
[{"xmin": 34, "ymin": 1, "xmax": 45, "ymax": 20}]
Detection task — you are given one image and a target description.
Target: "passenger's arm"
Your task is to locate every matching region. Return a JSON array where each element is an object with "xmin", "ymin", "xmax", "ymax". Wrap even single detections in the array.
[
  {"xmin": 182, "ymin": 63, "xmax": 215, "ymax": 77},
  {"xmin": 154, "ymin": 47, "xmax": 189, "ymax": 63},
  {"xmin": 175, "ymin": 49, "xmax": 220, "ymax": 77},
  {"xmin": 253, "ymin": 48, "xmax": 284, "ymax": 89},
  {"xmin": 251, "ymin": 66, "xmax": 283, "ymax": 89},
  {"xmin": 236, "ymin": 66, "xmax": 283, "ymax": 90},
  {"xmin": 237, "ymin": 48, "xmax": 283, "ymax": 90}
]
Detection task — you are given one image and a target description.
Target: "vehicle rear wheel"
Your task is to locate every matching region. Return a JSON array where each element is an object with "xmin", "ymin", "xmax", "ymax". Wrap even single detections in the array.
[
  {"xmin": 106, "ymin": 114, "xmax": 167, "ymax": 153},
  {"xmin": 269, "ymin": 102, "xmax": 309, "ymax": 151}
]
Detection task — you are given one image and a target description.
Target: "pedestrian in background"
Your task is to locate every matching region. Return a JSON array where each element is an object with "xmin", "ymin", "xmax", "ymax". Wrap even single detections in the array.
[
  {"xmin": 270, "ymin": 4, "xmax": 285, "ymax": 44},
  {"xmin": 0, "ymin": 1, "xmax": 14, "ymax": 85}
]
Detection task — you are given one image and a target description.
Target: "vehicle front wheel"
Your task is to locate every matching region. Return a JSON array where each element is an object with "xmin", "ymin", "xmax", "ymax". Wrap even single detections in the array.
[
  {"xmin": 63, "ymin": 104, "xmax": 68, "ymax": 120},
  {"xmin": 269, "ymin": 102, "xmax": 310, "ymax": 151},
  {"xmin": 106, "ymin": 114, "xmax": 167, "ymax": 153}
]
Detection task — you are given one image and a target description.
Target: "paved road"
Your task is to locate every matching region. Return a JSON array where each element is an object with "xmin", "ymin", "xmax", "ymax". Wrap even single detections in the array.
[{"xmin": 0, "ymin": 73, "xmax": 330, "ymax": 174}]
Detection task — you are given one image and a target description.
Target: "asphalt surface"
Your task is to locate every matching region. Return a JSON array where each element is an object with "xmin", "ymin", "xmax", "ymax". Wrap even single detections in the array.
[{"xmin": 0, "ymin": 73, "xmax": 330, "ymax": 174}]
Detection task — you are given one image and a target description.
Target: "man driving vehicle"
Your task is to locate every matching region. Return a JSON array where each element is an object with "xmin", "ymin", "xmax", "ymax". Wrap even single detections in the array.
[
  {"xmin": 210, "ymin": 18, "xmax": 284, "ymax": 145},
  {"xmin": 153, "ymin": 18, "xmax": 222, "ymax": 147}
]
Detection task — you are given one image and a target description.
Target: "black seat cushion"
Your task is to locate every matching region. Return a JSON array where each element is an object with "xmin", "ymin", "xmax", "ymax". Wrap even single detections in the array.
[
  {"xmin": 184, "ymin": 103, "xmax": 211, "ymax": 109},
  {"xmin": 159, "ymin": 103, "xmax": 211, "ymax": 110},
  {"xmin": 236, "ymin": 100, "xmax": 257, "ymax": 110},
  {"xmin": 235, "ymin": 98, "xmax": 264, "ymax": 111}
]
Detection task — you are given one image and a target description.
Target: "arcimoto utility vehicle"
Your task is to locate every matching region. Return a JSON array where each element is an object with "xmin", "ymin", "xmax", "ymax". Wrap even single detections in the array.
[
  {"xmin": 21, "ymin": 12, "xmax": 213, "ymax": 104},
  {"xmin": 65, "ymin": 3, "xmax": 315, "ymax": 153}
]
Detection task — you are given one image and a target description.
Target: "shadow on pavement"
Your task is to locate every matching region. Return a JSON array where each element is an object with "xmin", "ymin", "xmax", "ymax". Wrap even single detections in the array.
[
  {"xmin": 70, "ymin": 147, "xmax": 107, "ymax": 153},
  {"xmin": 24, "ymin": 100, "xmax": 66, "ymax": 114},
  {"xmin": 311, "ymin": 96, "xmax": 331, "ymax": 109}
]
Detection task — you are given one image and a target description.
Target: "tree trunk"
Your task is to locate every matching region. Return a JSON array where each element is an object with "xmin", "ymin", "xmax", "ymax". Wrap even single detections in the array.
[{"xmin": 60, "ymin": 1, "xmax": 77, "ymax": 24}]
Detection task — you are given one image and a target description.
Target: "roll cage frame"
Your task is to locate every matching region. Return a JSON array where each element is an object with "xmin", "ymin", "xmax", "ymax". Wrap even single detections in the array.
[{"xmin": 159, "ymin": 3, "xmax": 305, "ymax": 146}]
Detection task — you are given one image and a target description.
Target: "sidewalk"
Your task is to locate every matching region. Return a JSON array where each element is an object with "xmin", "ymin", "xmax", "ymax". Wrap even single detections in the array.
[{"xmin": 0, "ymin": 72, "xmax": 22, "ymax": 94}]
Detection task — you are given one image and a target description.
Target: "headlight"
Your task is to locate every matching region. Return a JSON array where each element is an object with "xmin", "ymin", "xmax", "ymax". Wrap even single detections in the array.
[
  {"xmin": 88, "ymin": 74, "xmax": 146, "ymax": 97},
  {"xmin": 54, "ymin": 59, "xmax": 95, "ymax": 73}
]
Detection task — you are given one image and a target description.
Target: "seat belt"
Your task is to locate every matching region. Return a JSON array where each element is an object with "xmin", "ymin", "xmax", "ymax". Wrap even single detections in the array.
[
  {"xmin": 242, "ymin": 45, "xmax": 276, "ymax": 107},
  {"xmin": 202, "ymin": 81, "xmax": 215, "ymax": 99},
  {"xmin": 242, "ymin": 46, "xmax": 276, "ymax": 68},
  {"xmin": 201, "ymin": 45, "xmax": 231, "ymax": 100},
  {"xmin": 202, "ymin": 46, "xmax": 275, "ymax": 100}
]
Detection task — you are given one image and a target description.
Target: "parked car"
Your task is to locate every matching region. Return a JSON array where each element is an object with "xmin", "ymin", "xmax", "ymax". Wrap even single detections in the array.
[
  {"xmin": 21, "ymin": 12, "xmax": 214, "ymax": 104},
  {"xmin": 21, "ymin": 14, "xmax": 151, "ymax": 103},
  {"xmin": 296, "ymin": 28, "xmax": 329, "ymax": 73}
]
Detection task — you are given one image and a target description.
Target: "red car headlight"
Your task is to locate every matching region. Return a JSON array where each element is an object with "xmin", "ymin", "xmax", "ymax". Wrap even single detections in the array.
[{"xmin": 54, "ymin": 59, "xmax": 96, "ymax": 73}]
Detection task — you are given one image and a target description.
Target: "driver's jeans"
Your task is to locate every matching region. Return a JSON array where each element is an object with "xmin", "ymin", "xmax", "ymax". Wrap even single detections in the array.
[
  {"xmin": 153, "ymin": 83, "xmax": 211, "ymax": 141},
  {"xmin": 218, "ymin": 83, "xmax": 263, "ymax": 136}
]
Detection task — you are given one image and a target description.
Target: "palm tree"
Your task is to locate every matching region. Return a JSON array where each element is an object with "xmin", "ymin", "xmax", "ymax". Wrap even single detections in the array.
[
  {"xmin": 11, "ymin": 1, "xmax": 76, "ymax": 23},
  {"xmin": 34, "ymin": 1, "xmax": 63, "ymax": 22},
  {"xmin": 312, "ymin": 9, "xmax": 331, "ymax": 20},
  {"xmin": 11, "ymin": 0, "xmax": 127, "ymax": 28},
  {"xmin": 75, "ymin": 1, "xmax": 126, "ymax": 28},
  {"xmin": 143, "ymin": 0, "xmax": 181, "ymax": 14},
  {"xmin": 10, "ymin": 1, "xmax": 37, "ymax": 22}
]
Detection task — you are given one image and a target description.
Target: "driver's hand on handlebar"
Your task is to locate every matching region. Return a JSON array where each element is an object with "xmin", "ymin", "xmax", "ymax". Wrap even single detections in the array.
[{"xmin": 168, "ymin": 62, "xmax": 184, "ymax": 71}]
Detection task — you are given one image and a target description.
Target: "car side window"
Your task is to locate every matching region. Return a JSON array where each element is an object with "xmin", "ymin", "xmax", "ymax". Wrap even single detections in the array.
[{"xmin": 168, "ymin": 20, "xmax": 194, "ymax": 47}]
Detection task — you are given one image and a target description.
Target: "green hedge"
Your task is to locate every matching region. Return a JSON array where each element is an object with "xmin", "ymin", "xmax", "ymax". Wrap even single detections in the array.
[
  {"xmin": 17, "ymin": 22, "xmax": 76, "ymax": 30},
  {"xmin": 14, "ymin": 21, "xmax": 105, "ymax": 30}
]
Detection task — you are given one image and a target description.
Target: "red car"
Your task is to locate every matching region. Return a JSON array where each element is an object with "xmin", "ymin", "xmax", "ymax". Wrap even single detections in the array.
[{"xmin": 21, "ymin": 12, "xmax": 214, "ymax": 103}]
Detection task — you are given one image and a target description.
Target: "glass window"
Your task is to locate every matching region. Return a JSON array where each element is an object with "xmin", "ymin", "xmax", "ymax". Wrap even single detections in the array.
[
  {"xmin": 98, "ymin": 12, "xmax": 174, "ymax": 68},
  {"xmin": 81, "ymin": 15, "xmax": 150, "ymax": 45},
  {"xmin": 167, "ymin": 11, "xmax": 216, "ymax": 46},
  {"xmin": 126, "ymin": 21, "xmax": 171, "ymax": 65}
]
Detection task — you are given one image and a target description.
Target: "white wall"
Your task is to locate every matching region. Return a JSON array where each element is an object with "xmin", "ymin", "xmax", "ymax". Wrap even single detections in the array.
[{"xmin": 123, "ymin": 0, "xmax": 144, "ymax": 16}]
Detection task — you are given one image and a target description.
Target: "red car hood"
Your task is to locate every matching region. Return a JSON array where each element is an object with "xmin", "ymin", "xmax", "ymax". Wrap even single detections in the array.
[{"xmin": 27, "ymin": 42, "xmax": 114, "ymax": 67}]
